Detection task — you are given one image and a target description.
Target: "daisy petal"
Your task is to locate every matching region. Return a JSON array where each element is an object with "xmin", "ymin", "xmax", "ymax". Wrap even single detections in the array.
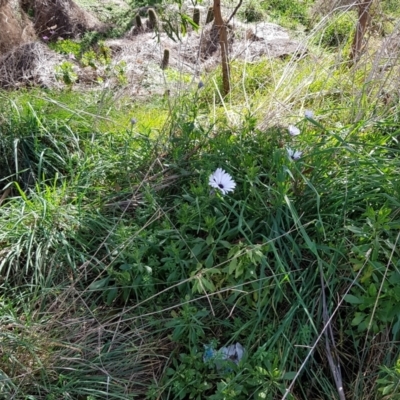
[
  {"xmin": 305, "ymin": 110, "xmax": 314, "ymax": 119},
  {"xmin": 288, "ymin": 125, "xmax": 301, "ymax": 136},
  {"xmin": 286, "ymin": 147, "xmax": 302, "ymax": 161},
  {"xmin": 209, "ymin": 168, "xmax": 236, "ymax": 195}
]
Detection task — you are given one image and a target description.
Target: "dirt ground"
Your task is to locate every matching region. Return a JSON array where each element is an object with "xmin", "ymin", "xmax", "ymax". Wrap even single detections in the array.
[
  {"xmin": 0, "ymin": 0, "xmax": 399, "ymax": 97},
  {"xmin": 0, "ymin": 10, "xmax": 306, "ymax": 97}
]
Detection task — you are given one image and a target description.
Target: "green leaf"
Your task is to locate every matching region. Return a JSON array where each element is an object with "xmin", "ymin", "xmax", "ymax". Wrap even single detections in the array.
[
  {"xmin": 219, "ymin": 240, "xmax": 232, "ymax": 249},
  {"xmin": 205, "ymin": 268, "xmax": 221, "ymax": 275},
  {"xmin": 201, "ymin": 277, "xmax": 215, "ymax": 292},
  {"xmin": 119, "ymin": 263, "xmax": 133, "ymax": 271},
  {"xmin": 191, "ymin": 242, "xmax": 205, "ymax": 257},
  {"xmin": 283, "ymin": 371, "xmax": 297, "ymax": 380},
  {"xmin": 88, "ymin": 277, "xmax": 110, "ymax": 290},
  {"xmin": 180, "ymin": 13, "xmax": 199, "ymax": 32},
  {"xmin": 228, "ymin": 258, "xmax": 238, "ymax": 275},
  {"xmin": 106, "ymin": 287, "xmax": 118, "ymax": 305},
  {"xmin": 382, "ymin": 383, "xmax": 394, "ymax": 395},
  {"xmin": 351, "ymin": 313, "xmax": 366, "ymax": 326},
  {"xmin": 346, "ymin": 225, "xmax": 366, "ymax": 235},
  {"xmin": 206, "ymin": 235, "xmax": 214, "ymax": 245},
  {"xmin": 344, "ymin": 294, "xmax": 364, "ymax": 304},
  {"xmin": 368, "ymin": 283, "xmax": 377, "ymax": 297},
  {"xmin": 205, "ymin": 253, "xmax": 214, "ymax": 268}
]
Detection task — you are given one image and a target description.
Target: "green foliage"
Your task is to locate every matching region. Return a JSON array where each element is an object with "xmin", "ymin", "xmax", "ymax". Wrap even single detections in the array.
[
  {"xmin": 315, "ymin": 11, "xmax": 357, "ymax": 48},
  {"xmin": 81, "ymin": 49, "xmax": 98, "ymax": 68},
  {"xmin": 345, "ymin": 205, "xmax": 400, "ymax": 336},
  {"xmin": 382, "ymin": 0, "xmax": 400, "ymax": 16},
  {"xmin": 241, "ymin": 0, "xmax": 267, "ymax": 23},
  {"xmin": 129, "ymin": 0, "xmax": 162, "ymax": 6},
  {"xmin": 377, "ymin": 358, "xmax": 400, "ymax": 398},
  {"xmin": 81, "ymin": 42, "xmax": 111, "ymax": 68},
  {"xmin": 79, "ymin": 30, "xmax": 102, "ymax": 52},
  {"xmin": 261, "ymin": 0, "xmax": 312, "ymax": 27},
  {"xmin": 55, "ymin": 61, "xmax": 78, "ymax": 87},
  {"xmin": 49, "ymin": 39, "xmax": 82, "ymax": 57},
  {"xmin": 150, "ymin": 337, "xmax": 297, "ymax": 400},
  {"xmin": 3, "ymin": 2, "xmax": 400, "ymax": 399},
  {"xmin": 50, "ymin": 37, "xmax": 125, "ymax": 88},
  {"xmin": 2, "ymin": 88, "xmax": 400, "ymax": 399}
]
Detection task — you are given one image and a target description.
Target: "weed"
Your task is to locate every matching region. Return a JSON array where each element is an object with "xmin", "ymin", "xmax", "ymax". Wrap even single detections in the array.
[
  {"xmin": 49, "ymin": 39, "xmax": 82, "ymax": 58},
  {"xmin": 55, "ymin": 61, "xmax": 78, "ymax": 87}
]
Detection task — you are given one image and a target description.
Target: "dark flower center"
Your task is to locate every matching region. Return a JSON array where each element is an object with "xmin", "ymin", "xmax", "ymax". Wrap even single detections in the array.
[{"xmin": 218, "ymin": 183, "xmax": 224, "ymax": 188}]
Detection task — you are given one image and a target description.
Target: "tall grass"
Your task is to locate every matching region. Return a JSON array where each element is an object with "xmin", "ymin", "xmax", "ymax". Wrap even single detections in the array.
[{"xmin": 2, "ymin": 2, "xmax": 400, "ymax": 399}]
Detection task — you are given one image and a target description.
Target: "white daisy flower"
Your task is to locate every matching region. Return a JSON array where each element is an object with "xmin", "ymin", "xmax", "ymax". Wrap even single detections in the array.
[
  {"xmin": 305, "ymin": 110, "xmax": 314, "ymax": 119},
  {"xmin": 209, "ymin": 168, "xmax": 236, "ymax": 195},
  {"xmin": 288, "ymin": 125, "xmax": 301, "ymax": 136},
  {"xmin": 287, "ymin": 148, "xmax": 302, "ymax": 161}
]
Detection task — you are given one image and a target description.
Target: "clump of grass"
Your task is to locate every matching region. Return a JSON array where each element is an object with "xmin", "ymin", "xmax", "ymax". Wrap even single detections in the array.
[
  {"xmin": 2, "ymin": 3, "xmax": 400, "ymax": 399},
  {"xmin": 240, "ymin": 0, "xmax": 267, "ymax": 22},
  {"xmin": 2, "ymin": 83, "xmax": 400, "ymax": 399},
  {"xmin": 261, "ymin": 0, "xmax": 313, "ymax": 27},
  {"xmin": 0, "ymin": 287, "xmax": 167, "ymax": 399},
  {"xmin": 314, "ymin": 11, "xmax": 357, "ymax": 48}
]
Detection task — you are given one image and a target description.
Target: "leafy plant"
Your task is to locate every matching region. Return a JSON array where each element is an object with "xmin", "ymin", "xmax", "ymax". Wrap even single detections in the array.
[
  {"xmin": 49, "ymin": 39, "xmax": 82, "ymax": 57},
  {"xmin": 345, "ymin": 205, "xmax": 400, "ymax": 335},
  {"xmin": 55, "ymin": 61, "xmax": 78, "ymax": 87},
  {"xmin": 377, "ymin": 358, "xmax": 400, "ymax": 399}
]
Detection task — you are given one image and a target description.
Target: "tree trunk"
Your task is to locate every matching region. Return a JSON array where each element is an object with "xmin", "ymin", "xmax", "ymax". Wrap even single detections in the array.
[
  {"xmin": 213, "ymin": 0, "xmax": 230, "ymax": 95},
  {"xmin": 350, "ymin": 0, "xmax": 374, "ymax": 62}
]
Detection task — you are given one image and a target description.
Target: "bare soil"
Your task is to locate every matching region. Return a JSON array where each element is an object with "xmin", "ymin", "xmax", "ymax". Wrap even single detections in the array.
[
  {"xmin": 0, "ymin": 0, "xmax": 36, "ymax": 54},
  {"xmin": 0, "ymin": 0, "xmax": 308, "ymax": 94},
  {"xmin": 30, "ymin": 0, "xmax": 104, "ymax": 40},
  {"xmin": 114, "ymin": 20, "xmax": 306, "ymax": 97}
]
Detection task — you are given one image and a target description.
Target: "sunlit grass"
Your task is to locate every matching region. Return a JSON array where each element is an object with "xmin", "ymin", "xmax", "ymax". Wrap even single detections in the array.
[{"xmin": 2, "ymin": 1, "xmax": 400, "ymax": 399}]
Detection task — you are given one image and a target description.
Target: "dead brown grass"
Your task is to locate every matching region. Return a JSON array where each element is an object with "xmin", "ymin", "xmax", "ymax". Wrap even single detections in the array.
[
  {"xmin": 0, "ymin": 42, "xmax": 63, "ymax": 89},
  {"xmin": 0, "ymin": 287, "xmax": 170, "ymax": 397},
  {"xmin": 24, "ymin": 0, "xmax": 105, "ymax": 40}
]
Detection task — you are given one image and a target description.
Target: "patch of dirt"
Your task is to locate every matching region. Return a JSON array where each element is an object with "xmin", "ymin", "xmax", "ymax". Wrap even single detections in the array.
[
  {"xmin": 0, "ymin": 18, "xmax": 306, "ymax": 94},
  {"xmin": 113, "ymin": 20, "xmax": 307, "ymax": 97},
  {"xmin": 0, "ymin": 0, "xmax": 37, "ymax": 54},
  {"xmin": 27, "ymin": 0, "xmax": 105, "ymax": 40}
]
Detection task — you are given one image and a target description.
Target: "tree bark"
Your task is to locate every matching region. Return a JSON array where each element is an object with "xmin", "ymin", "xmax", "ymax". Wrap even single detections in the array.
[
  {"xmin": 350, "ymin": 0, "xmax": 374, "ymax": 62},
  {"xmin": 213, "ymin": 0, "xmax": 230, "ymax": 95}
]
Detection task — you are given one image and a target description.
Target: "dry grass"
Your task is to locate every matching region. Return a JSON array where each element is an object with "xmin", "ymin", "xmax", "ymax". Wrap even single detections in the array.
[
  {"xmin": 0, "ymin": 42, "xmax": 64, "ymax": 89},
  {"xmin": 0, "ymin": 287, "xmax": 170, "ymax": 398}
]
